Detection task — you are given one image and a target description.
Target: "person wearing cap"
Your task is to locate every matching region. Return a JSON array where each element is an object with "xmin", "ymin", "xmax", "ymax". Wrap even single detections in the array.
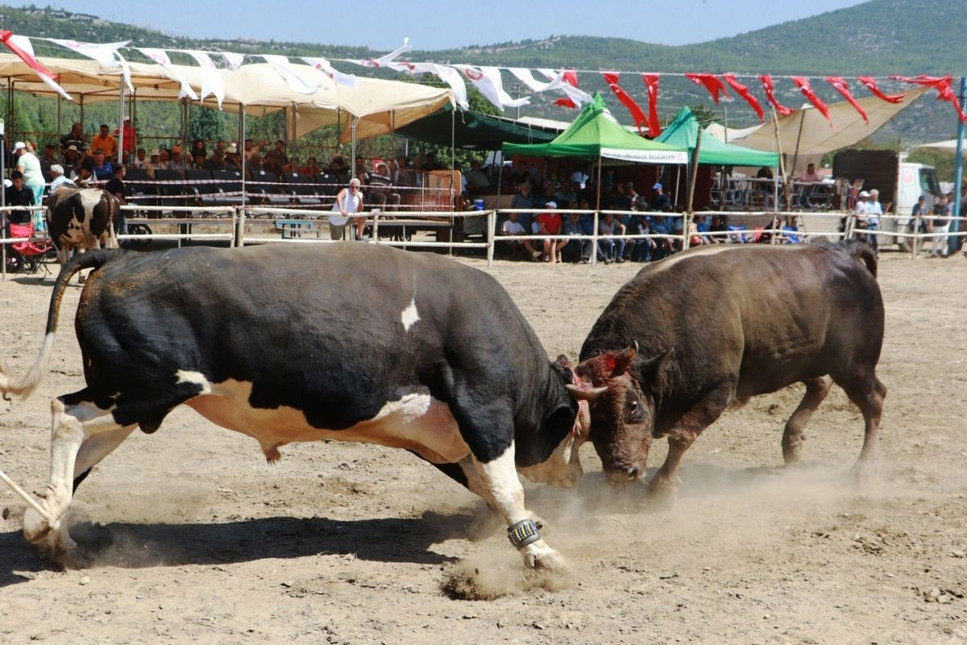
[
  {"xmin": 48, "ymin": 163, "xmax": 76, "ymax": 193},
  {"xmin": 143, "ymin": 149, "xmax": 161, "ymax": 178},
  {"xmin": 62, "ymin": 144, "xmax": 82, "ymax": 177},
  {"xmin": 60, "ymin": 122, "xmax": 86, "ymax": 160},
  {"xmin": 651, "ymin": 182, "xmax": 671, "ymax": 212},
  {"xmin": 329, "ymin": 177, "xmax": 364, "ymax": 241},
  {"xmin": 167, "ymin": 146, "xmax": 187, "ymax": 172},
  {"xmin": 536, "ymin": 201, "xmax": 567, "ymax": 263},
  {"xmin": 90, "ymin": 124, "xmax": 118, "ymax": 162}
]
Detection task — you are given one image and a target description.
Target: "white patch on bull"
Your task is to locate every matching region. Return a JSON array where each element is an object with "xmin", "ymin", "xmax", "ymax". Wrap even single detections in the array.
[
  {"xmin": 477, "ymin": 443, "xmax": 523, "ymax": 513},
  {"xmin": 401, "ymin": 297, "xmax": 420, "ymax": 332},
  {"xmin": 184, "ymin": 379, "xmax": 468, "ymax": 464},
  {"xmin": 175, "ymin": 370, "xmax": 212, "ymax": 395}
]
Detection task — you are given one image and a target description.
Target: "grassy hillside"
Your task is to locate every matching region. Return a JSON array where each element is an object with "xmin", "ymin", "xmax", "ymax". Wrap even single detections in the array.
[{"xmin": 0, "ymin": 1, "xmax": 964, "ymax": 141}]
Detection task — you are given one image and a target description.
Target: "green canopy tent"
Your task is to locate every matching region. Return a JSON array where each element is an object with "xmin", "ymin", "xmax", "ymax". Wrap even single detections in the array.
[
  {"xmin": 501, "ymin": 94, "xmax": 688, "ymax": 208},
  {"xmin": 656, "ymin": 107, "xmax": 780, "ymax": 167},
  {"xmin": 657, "ymin": 106, "xmax": 780, "ymax": 210},
  {"xmin": 394, "ymin": 104, "xmax": 560, "ymax": 149}
]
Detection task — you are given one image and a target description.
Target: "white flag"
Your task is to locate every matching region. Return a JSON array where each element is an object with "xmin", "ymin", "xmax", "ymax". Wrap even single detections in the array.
[
  {"xmin": 263, "ymin": 54, "xmax": 322, "ymax": 95},
  {"xmin": 352, "ymin": 38, "xmax": 411, "ymax": 68},
  {"xmin": 139, "ymin": 47, "xmax": 199, "ymax": 100},
  {"xmin": 391, "ymin": 61, "xmax": 468, "ymax": 110},
  {"xmin": 220, "ymin": 52, "xmax": 245, "ymax": 71},
  {"xmin": 48, "ymin": 38, "xmax": 129, "ymax": 67},
  {"xmin": 458, "ymin": 66, "xmax": 528, "ymax": 112},
  {"xmin": 301, "ymin": 56, "xmax": 356, "ymax": 87},
  {"xmin": 508, "ymin": 68, "xmax": 553, "ymax": 92},
  {"xmin": 184, "ymin": 50, "xmax": 224, "ymax": 109}
]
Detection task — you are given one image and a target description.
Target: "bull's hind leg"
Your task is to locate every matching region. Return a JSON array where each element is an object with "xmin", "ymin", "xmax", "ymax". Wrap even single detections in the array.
[
  {"xmin": 23, "ymin": 390, "xmax": 134, "ymax": 567},
  {"xmin": 835, "ymin": 370, "xmax": 887, "ymax": 482},
  {"xmin": 782, "ymin": 375, "xmax": 833, "ymax": 464}
]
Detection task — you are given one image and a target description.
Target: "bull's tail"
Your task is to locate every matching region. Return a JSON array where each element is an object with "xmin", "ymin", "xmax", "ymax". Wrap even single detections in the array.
[
  {"xmin": 0, "ymin": 249, "xmax": 119, "ymax": 401},
  {"xmin": 841, "ymin": 239, "xmax": 877, "ymax": 278}
]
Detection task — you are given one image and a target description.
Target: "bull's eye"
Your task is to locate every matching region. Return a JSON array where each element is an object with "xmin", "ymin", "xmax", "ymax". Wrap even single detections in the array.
[{"xmin": 627, "ymin": 398, "xmax": 643, "ymax": 421}]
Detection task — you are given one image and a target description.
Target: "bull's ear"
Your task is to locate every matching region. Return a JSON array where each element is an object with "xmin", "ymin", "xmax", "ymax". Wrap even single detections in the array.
[
  {"xmin": 611, "ymin": 344, "xmax": 638, "ymax": 377},
  {"xmin": 635, "ymin": 347, "xmax": 675, "ymax": 387},
  {"xmin": 549, "ymin": 357, "xmax": 574, "ymax": 385}
]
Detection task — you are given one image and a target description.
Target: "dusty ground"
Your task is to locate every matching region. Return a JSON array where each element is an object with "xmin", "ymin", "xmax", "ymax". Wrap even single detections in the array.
[{"xmin": 0, "ymin": 244, "xmax": 965, "ymax": 644}]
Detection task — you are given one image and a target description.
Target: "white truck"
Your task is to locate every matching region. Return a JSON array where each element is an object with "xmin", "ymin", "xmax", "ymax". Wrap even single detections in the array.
[{"xmin": 832, "ymin": 149, "xmax": 943, "ymax": 251}]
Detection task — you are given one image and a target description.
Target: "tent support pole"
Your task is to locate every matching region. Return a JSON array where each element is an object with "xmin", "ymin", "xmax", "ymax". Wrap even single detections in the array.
[
  {"xmin": 771, "ymin": 107, "xmax": 786, "ymax": 215},
  {"xmin": 684, "ymin": 129, "xmax": 703, "ymax": 250},
  {"xmin": 117, "ymin": 75, "xmax": 125, "ymax": 164},
  {"xmin": 240, "ymin": 103, "xmax": 247, "ymax": 215},
  {"xmin": 952, "ymin": 77, "xmax": 965, "ymax": 253}
]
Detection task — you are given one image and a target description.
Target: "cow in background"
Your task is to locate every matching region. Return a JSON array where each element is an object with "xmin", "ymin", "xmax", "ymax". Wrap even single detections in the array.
[{"xmin": 46, "ymin": 187, "xmax": 120, "ymax": 266}]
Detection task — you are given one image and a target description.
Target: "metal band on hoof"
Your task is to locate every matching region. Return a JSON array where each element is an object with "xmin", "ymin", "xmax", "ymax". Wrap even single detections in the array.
[{"xmin": 507, "ymin": 519, "xmax": 541, "ymax": 549}]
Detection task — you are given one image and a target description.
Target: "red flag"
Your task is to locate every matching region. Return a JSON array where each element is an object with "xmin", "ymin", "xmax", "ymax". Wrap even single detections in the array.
[
  {"xmin": 642, "ymin": 73, "xmax": 662, "ymax": 137},
  {"xmin": 722, "ymin": 73, "xmax": 764, "ymax": 121},
  {"xmin": 827, "ymin": 77, "xmax": 868, "ymax": 124},
  {"xmin": 0, "ymin": 30, "xmax": 71, "ymax": 100},
  {"xmin": 758, "ymin": 75, "xmax": 792, "ymax": 116},
  {"xmin": 602, "ymin": 72, "xmax": 648, "ymax": 134},
  {"xmin": 891, "ymin": 74, "xmax": 967, "ymax": 122},
  {"xmin": 554, "ymin": 69, "xmax": 581, "ymax": 109},
  {"xmin": 685, "ymin": 73, "xmax": 730, "ymax": 105},
  {"xmin": 857, "ymin": 76, "xmax": 904, "ymax": 103},
  {"xmin": 792, "ymin": 76, "xmax": 832, "ymax": 123}
]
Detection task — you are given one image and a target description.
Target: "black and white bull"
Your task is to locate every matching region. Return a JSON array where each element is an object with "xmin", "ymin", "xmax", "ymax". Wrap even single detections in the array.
[
  {"xmin": 0, "ymin": 244, "xmax": 592, "ymax": 570},
  {"xmin": 45, "ymin": 187, "xmax": 120, "ymax": 265},
  {"xmin": 569, "ymin": 241, "xmax": 886, "ymax": 499}
]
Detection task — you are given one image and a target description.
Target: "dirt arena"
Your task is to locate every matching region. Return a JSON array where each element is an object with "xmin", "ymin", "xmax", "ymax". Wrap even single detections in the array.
[{"xmin": 0, "ymin": 246, "xmax": 965, "ymax": 643}]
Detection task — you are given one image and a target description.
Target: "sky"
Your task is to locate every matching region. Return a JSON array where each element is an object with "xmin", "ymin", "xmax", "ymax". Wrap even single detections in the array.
[{"xmin": 26, "ymin": 0, "xmax": 870, "ymax": 51}]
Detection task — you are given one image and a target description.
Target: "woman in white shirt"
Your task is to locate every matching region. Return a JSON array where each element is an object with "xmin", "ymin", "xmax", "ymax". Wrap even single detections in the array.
[{"xmin": 330, "ymin": 177, "xmax": 363, "ymax": 241}]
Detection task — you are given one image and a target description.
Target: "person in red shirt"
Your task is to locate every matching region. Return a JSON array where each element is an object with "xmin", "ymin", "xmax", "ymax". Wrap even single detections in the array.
[{"xmin": 536, "ymin": 201, "xmax": 567, "ymax": 263}]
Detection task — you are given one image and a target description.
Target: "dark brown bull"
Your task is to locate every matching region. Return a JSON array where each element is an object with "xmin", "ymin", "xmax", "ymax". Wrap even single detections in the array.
[{"xmin": 570, "ymin": 241, "xmax": 886, "ymax": 499}]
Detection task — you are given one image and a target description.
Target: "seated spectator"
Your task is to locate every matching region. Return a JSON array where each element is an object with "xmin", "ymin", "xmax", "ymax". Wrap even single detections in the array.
[
  {"xmin": 650, "ymin": 182, "xmax": 671, "ymax": 212},
  {"xmin": 271, "ymin": 140, "xmax": 289, "ymax": 169},
  {"xmin": 464, "ymin": 159, "xmax": 490, "ymax": 192},
  {"xmin": 40, "ymin": 144, "xmax": 57, "ymax": 179},
  {"xmin": 48, "ymin": 164, "xmax": 76, "ymax": 194},
  {"xmin": 799, "ymin": 162, "xmax": 821, "ymax": 182},
  {"xmin": 62, "ymin": 145, "xmax": 83, "ymax": 178},
  {"xmin": 367, "ymin": 162, "xmax": 401, "ymax": 211},
  {"xmin": 142, "ymin": 149, "xmax": 160, "ymax": 178},
  {"xmin": 131, "ymin": 147, "xmax": 148, "ymax": 169},
  {"xmin": 83, "ymin": 150, "xmax": 115, "ymax": 184},
  {"xmin": 510, "ymin": 180, "xmax": 535, "ymax": 234},
  {"xmin": 536, "ymin": 201, "xmax": 567, "ymax": 263},
  {"xmin": 598, "ymin": 211, "xmax": 626, "ymax": 264},
  {"xmin": 191, "ymin": 150, "xmax": 208, "ymax": 170},
  {"xmin": 90, "ymin": 123, "xmax": 118, "ymax": 162},
  {"xmin": 553, "ymin": 181, "xmax": 579, "ymax": 207},
  {"xmin": 205, "ymin": 149, "xmax": 227, "ymax": 171},
  {"xmin": 191, "ymin": 138, "xmax": 207, "ymax": 162},
  {"xmin": 60, "ymin": 122, "xmax": 86, "ymax": 160},
  {"xmin": 4, "ymin": 170, "xmax": 34, "ymax": 224},
  {"xmin": 156, "ymin": 149, "xmax": 170, "ymax": 170},
  {"xmin": 690, "ymin": 214, "xmax": 710, "ymax": 246},
  {"xmin": 299, "ymin": 156, "xmax": 321, "ymax": 177},
  {"xmin": 708, "ymin": 214, "xmax": 729, "ymax": 243},
  {"xmin": 629, "ymin": 215, "xmax": 659, "ymax": 262},
  {"xmin": 650, "ymin": 214, "xmax": 674, "ymax": 259},
  {"xmin": 500, "ymin": 211, "xmax": 541, "ymax": 260},
  {"xmin": 562, "ymin": 211, "xmax": 591, "ymax": 263},
  {"xmin": 167, "ymin": 146, "xmax": 187, "ymax": 172},
  {"xmin": 224, "ymin": 144, "xmax": 242, "ymax": 171}
]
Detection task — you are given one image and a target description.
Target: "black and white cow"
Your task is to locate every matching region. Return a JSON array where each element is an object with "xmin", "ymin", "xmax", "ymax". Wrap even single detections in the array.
[
  {"xmin": 0, "ymin": 244, "xmax": 592, "ymax": 570},
  {"xmin": 46, "ymin": 187, "xmax": 120, "ymax": 265}
]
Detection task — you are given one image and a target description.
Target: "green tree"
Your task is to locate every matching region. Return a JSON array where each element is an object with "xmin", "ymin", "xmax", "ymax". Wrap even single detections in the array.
[{"xmin": 188, "ymin": 106, "xmax": 226, "ymax": 145}]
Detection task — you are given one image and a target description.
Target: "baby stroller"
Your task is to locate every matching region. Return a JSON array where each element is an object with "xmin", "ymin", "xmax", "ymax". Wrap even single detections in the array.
[{"xmin": 5, "ymin": 220, "xmax": 54, "ymax": 274}]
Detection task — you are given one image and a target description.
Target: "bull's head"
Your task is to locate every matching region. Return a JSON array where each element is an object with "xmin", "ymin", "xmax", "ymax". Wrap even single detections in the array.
[
  {"xmin": 517, "ymin": 356, "xmax": 596, "ymax": 488},
  {"xmin": 569, "ymin": 343, "xmax": 674, "ymax": 485}
]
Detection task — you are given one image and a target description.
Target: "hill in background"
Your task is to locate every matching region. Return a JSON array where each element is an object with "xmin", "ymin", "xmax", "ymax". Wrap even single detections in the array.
[{"xmin": 0, "ymin": 0, "xmax": 965, "ymax": 142}]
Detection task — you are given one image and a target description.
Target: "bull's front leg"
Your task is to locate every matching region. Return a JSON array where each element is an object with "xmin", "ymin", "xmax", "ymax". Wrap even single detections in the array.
[
  {"xmin": 24, "ymin": 395, "xmax": 131, "ymax": 568},
  {"xmin": 472, "ymin": 444, "xmax": 569, "ymax": 572},
  {"xmin": 647, "ymin": 387, "xmax": 730, "ymax": 505}
]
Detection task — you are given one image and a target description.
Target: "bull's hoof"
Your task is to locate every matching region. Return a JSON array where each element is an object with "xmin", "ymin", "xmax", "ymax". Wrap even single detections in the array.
[
  {"xmin": 49, "ymin": 540, "xmax": 90, "ymax": 570},
  {"xmin": 523, "ymin": 548, "xmax": 571, "ymax": 574},
  {"xmin": 22, "ymin": 507, "xmax": 51, "ymax": 544},
  {"xmin": 644, "ymin": 476, "xmax": 678, "ymax": 510}
]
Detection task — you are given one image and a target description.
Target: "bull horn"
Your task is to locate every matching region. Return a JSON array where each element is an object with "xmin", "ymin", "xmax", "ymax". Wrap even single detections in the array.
[{"xmin": 566, "ymin": 384, "xmax": 607, "ymax": 400}]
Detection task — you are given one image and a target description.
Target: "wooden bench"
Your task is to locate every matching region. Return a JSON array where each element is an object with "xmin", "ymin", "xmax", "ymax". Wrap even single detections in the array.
[{"xmin": 275, "ymin": 219, "xmax": 319, "ymax": 239}]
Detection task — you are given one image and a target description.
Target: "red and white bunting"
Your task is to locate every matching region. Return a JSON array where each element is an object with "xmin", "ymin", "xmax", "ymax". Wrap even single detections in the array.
[
  {"xmin": 826, "ymin": 77, "xmax": 868, "ymax": 124},
  {"xmin": 457, "ymin": 65, "xmax": 529, "ymax": 112},
  {"xmin": 0, "ymin": 31, "xmax": 71, "ymax": 100},
  {"xmin": 263, "ymin": 54, "xmax": 323, "ymax": 95},
  {"xmin": 392, "ymin": 62, "xmax": 468, "ymax": 109},
  {"xmin": 792, "ymin": 76, "xmax": 832, "ymax": 123},
  {"xmin": 183, "ymin": 50, "xmax": 224, "ymax": 108},
  {"xmin": 49, "ymin": 38, "xmax": 133, "ymax": 92}
]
